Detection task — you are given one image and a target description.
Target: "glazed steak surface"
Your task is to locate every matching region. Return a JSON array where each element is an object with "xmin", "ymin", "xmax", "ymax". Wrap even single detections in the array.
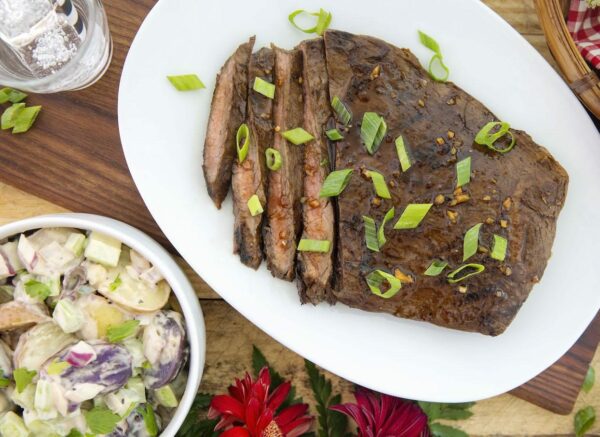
[{"xmin": 324, "ymin": 30, "xmax": 568, "ymax": 335}]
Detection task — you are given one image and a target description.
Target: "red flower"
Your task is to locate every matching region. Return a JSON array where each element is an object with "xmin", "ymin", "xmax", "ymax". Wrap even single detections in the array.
[
  {"xmin": 207, "ymin": 367, "xmax": 313, "ymax": 437},
  {"xmin": 330, "ymin": 388, "xmax": 430, "ymax": 437}
]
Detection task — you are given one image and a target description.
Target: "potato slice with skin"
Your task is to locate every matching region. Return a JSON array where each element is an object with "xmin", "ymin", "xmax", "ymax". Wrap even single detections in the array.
[
  {"xmin": 0, "ymin": 301, "xmax": 50, "ymax": 331},
  {"xmin": 75, "ymin": 294, "xmax": 131, "ymax": 340},
  {"xmin": 97, "ymin": 269, "xmax": 170, "ymax": 313},
  {"xmin": 14, "ymin": 322, "xmax": 76, "ymax": 371}
]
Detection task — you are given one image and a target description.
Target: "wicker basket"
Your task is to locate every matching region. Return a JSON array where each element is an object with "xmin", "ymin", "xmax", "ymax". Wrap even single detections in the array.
[{"xmin": 535, "ymin": 0, "xmax": 600, "ymax": 118}]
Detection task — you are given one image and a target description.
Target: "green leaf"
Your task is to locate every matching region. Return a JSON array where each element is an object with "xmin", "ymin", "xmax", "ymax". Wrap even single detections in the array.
[
  {"xmin": 84, "ymin": 407, "xmax": 121, "ymax": 435},
  {"xmin": 176, "ymin": 392, "xmax": 218, "ymax": 437},
  {"xmin": 13, "ymin": 367, "xmax": 36, "ymax": 393},
  {"xmin": 24, "ymin": 279, "xmax": 52, "ymax": 300},
  {"xmin": 575, "ymin": 406, "xmax": 596, "ymax": 437},
  {"xmin": 419, "ymin": 401, "xmax": 475, "ymax": 423},
  {"xmin": 430, "ymin": 423, "xmax": 468, "ymax": 437},
  {"xmin": 66, "ymin": 429, "xmax": 84, "ymax": 437},
  {"xmin": 305, "ymin": 360, "xmax": 348, "ymax": 437},
  {"xmin": 583, "ymin": 366, "xmax": 595, "ymax": 393},
  {"xmin": 106, "ymin": 320, "xmax": 140, "ymax": 343}
]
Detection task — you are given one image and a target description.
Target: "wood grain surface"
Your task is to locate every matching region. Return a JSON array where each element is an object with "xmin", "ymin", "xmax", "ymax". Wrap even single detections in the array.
[{"xmin": 0, "ymin": 0, "xmax": 598, "ymax": 425}]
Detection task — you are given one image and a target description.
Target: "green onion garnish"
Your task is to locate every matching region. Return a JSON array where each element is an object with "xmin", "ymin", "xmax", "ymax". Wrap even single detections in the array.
[
  {"xmin": 418, "ymin": 30, "xmax": 441, "ymax": 55},
  {"xmin": 12, "ymin": 105, "xmax": 41, "ymax": 134},
  {"xmin": 447, "ymin": 263, "xmax": 485, "ymax": 284},
  {"xmin": 265, "ymin": 148, "xmax": 282, "ymax": 171},
  {"xmin": 474, "ymin": 121, "xmax": 516, "ymax": 153},
  {"xmin": 331, "ymin": 96, "xmax": 352, "ymax": 125},
  {"xmin": 366, "ymin": 270, "xmax": 402, "ymax": 299},
  {"xmin": 253, "ymin": 77, "xmax": 275, "ymax": 99},
  {"xmin": 247, "ymin": 194, "xmax": 263, "ymax": 217},
  {"xmin": 13, "ymin": 368, "xmax": 36, "ymax": 393},
  {"xmin": 167, "ymin": 74, "xmax": 205, "ymax": 91},
  {"xmin": 463, "ymin": 223, "xmax": 482, "ymax": 261},
  {"xmin": 236, "ymin": 123, "xmax": 250, "ymax": 163},
  {"xmin": 361, "ymin": 112, "xmax": 387, "ymax": 155},
  {"xmin": 282, "ymin": 127, "xmax": 314, "ymax": 145},
  {"xmin": 326, "ymin": 129, "xmax": 344, "ymax": 141},
  {"xmin": 0, "ymin": 88, "xmax": 27, "ymax": 104},
  {"xmin": 428, "ymin": 54, "xmax": 449, "ymax": 82},
  {"xmin": 1, "ymin": 103, "xmax": 25, "ymax": 130},
  {"xmin": 108, "ymin": 274, "xmax": 122, "ymax": 292},
  {"xmin": 424, "ymin": 260, "xmax": 448, "ymax": 276},
  {"xmin": 491, "ymin": 234, "xmax": 507, "ymax": 261},
  {"xmin": 367, "ymin": 170, "xmax": 391, "ymax": 199},
  {"xmin": 106, "ymin": 320, "xmax": 140, "ymax": 343},
  {"xmin": 297, "ymin": 239, "xmax": 330, "ymax": 253},
  {"xmin": 456, "ymin": 156, "xmax": 471, "ymax": 187},
  {"xmin": 395, "ymin": 136, "xmax": 411, "ymax": 172},
  {"xmin": 288, "ymin": 8, "xmax": 332, "ymax": 36},
  {"xmin": 84, "ymin": 407, "xmax": 121, "ymax": 435},
  {"xmin": 320, "ymin": 169, "xmax": 353, "ymax": 197},
  {"xmin": 362, "ymin": 216, "xmax": 379, "ymax": 252},
  {"xmin": 377, "ymin": 207, "xmax": 395, "ymax": 248},
  {"xmin": 393, "ymin": 204, "xmax": 433, "ymax": 229}
]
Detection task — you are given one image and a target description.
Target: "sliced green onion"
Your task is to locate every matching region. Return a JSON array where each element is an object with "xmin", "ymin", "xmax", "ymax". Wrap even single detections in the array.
[
  {"xmin": 320, "ymin": 169, "xmax": 353, "ymax": 197},
  {"xmin": 12, "ymin": 105, "xmax": 41, "ymax": 134},
  {"xmin": 428, "ymin": 54, "xmax": 449, "ymax": 82},
  {"xmin": 167, "ymin": 74, "xmax": 205, "ymax": 91},
  {"xmin": 282, "ymin": 127, "xmax": 314, "ymax": 145},
  {"xmin": 367, "ymin": 170, "xmax": 391, "ymax": 199},
  {"xmin": 247, "ymin": 194, "xmax": 263, "ymax": 216},
  {"xmin": 265, "ymin": 148, "xmax": 282, "ymax": 171},
  {"xmin": 1, "ymin": 103, "xmax": 25, "ymax": 130},
  {"xmin": 418, "ymin": 30, "xmax": 441, "ymax": 55},
  {"xmin": 253, "ymin": 77, "xmax": 275, "ymax": 99},
  {"xmin": 491, "ymin": 234, "xmax": 507, "ymax": 261},
  {"xmin": 361, "ymin": 112, "xmax": 387, "ymax": 155},
  {"xmin": 362, "ymin": 216, "xmax": 379, "ymax": 252},
  {"xmin": 106, "ymin": 320, "xmax": 140, "ymax": 343},
  {"xmin": 447, "ymin": 263, "xmax": 485, "ymax": 284},
  {"xmin": 108, "ymin": 274, "xmax": 122, "ymax": 292},
  {"xmin": 463, "ymin": 223, "xmax": 482, "ymax": 261},
  {"xmin": 474, "ymin": 121, "xmax": 516, "ymax": 153},
  {"xmin": 297, "ymin": 239, "xmax": 330, "ymax": 253},
  {"xmin": 288, "ymin": 8, "xmax": 332, "ymax": 36},
  {"xmin": 394, "ymin": 204, "xmax": 433, "ymax": 229},
  {"xmin": 84, "ymin": 407, "xmax": 121, "ymax": 435},
  {"xmin": 456, "ymin": 156, "xmax": 471, "ymax": 187},
  {"xmin": 236, "ymin": 123, "xmax": 250, "ymax": 163},
  {"xmin": 13, "ymin": 368, "xmax": 36, "ymax": 393},
  {"xmin": 47, "ymin": 360, "xmax": 71, "ymax": 376},
  {"xmin": 366, "ymin": 270, "xmax": 402, "ymax": 299},
  {"xmin": 377, "ymin": 207, "xmax": 395, "ymax": 248},
  {"xmin": 424, "ymin": 260, "xmax": 448, "ymax": 276},
  {"xmin": 331, "ymin": 96, "xmax": 352, "ymax": 125},
  {"xmin": 395, "ymin": 136, "xmax": 411, "ymax": 172},
  {"xmin": 326, "ymin": 129, "xmax": 344, "ymax": 141},
  {"xmin": 0, "ymin": 88, "xmax": 27, "ymax": 104}
]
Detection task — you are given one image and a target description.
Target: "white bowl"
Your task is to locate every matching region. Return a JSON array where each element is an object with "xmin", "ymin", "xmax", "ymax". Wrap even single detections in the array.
[{"xmin": 0, "ymin": 213, "xmax": 205, "ymax": 437}]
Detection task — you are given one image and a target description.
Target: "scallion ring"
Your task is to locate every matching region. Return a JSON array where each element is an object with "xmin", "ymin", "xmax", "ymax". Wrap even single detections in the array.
[
  {"xmin": 247, "ymin": 194, "xmax": 263, "ymax": 217},
  {"xmin": 282, "ymin": 127, "xmax": 314, "ymax": 145},
  {"xmin": 326, "ymin": 128, "xmax": 344, "ymax": 141},
  {"xmin": 463, "ymin": 223, "xmax": 482, "ymax": 261},
  {"xmin": 474, "ymin": 121, "xmax": 516, "ymax": 153},
  {"xmin": 491, "ymin": 234, "xmax": 507, "ymax": 261},
  {"xmin": 253, "ymin": 77, "xmax": 275, "ymax": 99},
  {"xmin": 265, "ymin": 148, "xmax": 282, "ymax": 171},
  {"xmin": 167, "ymin": 74, "xmax": 205, "ymax": 91},
  {"xmin": 361, "ymin": 112, "xmax": 387, "ymax": 155},
  {"xmin": 288, "ymin": 8, "xmax": 332, "ymax": 36},
  {"xmin": 236, "ymin": 123, "xmax": 250, "ymax": 163},
  {"xmin": 331, "ymin": 96, "xmax": 352, "ymax": 125},
  {"xmin": 362, "ymin": 216, "xmax": 379, "ymax": 252},
  {"xmin": 320, "ymin": 169, "xmax": 353, "ymax": 197},
  {"xmin": 428, "ymin": 54, "xmax": 449, "ymax": 82},
  {"xmin": 456, "ymin": 156, "xmax": 471, "ymax": 188},
  {"xmin": 366, "ymin": 170, "xmax": 391, "ymax": 199},
  {"xmin": 424, "ymin": 260, "xmax": 448, "ymax": 276},
  {"xmin": 395, "ymin": 136, "xmax": 411, "ymax": 172},
  {"xmin": 447, "ymin": 263, "xmax": 485, "ymax": 284},
  {"xmin": 393, "ymin": 204, "xmax": 432, "ymax": 230},
  {"xmin": 377, "ymin": 207, "xmax": 395, "ymax": 248},
  {"xmin": 297, "ymin": 239, "xmax": 330, "ymax": 253},
  {"xmin": 366, "ymin": 270, "xmax": 402, "ymax": 299}
]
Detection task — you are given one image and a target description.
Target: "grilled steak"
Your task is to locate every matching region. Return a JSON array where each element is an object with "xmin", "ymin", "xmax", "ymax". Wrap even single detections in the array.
[
  {"xmin": 232, "ymin": 48, "xmax": 274, "ymax": 269},
  {"xmin": 203, "ymin": 37, "xmax": 255, "ymax": 209},
  {"xmin": 323, "ymin": 30, "xmax": 568, "ymax": 335},
  {"xmin": 297, "ymin": 39, "xmax": 336, "ymax": 303},
  {"xmin": 263, "ymin": 46, "xmax": 305, "ymax": 280}
]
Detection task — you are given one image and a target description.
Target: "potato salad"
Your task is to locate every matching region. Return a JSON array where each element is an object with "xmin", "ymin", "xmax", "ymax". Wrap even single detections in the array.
[{"xmin": 0, "ymin": 228, "xmax": 188, "ymax": 436}]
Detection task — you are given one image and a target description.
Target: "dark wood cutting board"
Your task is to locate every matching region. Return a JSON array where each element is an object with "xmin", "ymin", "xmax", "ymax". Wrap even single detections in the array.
[{"xmin": 0, "ymin": 0, "xmax": 597, "ymax": 415}]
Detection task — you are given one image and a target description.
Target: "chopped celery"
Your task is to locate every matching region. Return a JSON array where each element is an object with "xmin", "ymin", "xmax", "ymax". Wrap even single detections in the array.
[
  {"xmin": 154, "ymin": 385, "xmax": 178, "ymax": 408},
  {"xmin": 0, "ymin": 411, "xmax": 29, "ymax": 437}
]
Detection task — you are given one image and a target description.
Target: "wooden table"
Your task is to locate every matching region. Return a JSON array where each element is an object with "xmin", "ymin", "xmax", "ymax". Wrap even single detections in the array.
[{"xmin": 1, "ymin": 1, "xmax": 599, "ymax": 435}]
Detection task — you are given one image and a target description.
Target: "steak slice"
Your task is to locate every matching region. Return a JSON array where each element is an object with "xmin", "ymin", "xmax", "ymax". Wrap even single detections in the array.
[
  {"xmin": 203, "ymin": 37, "xmax": 255, "ymax": 209},
  {"xmin": 324, "ymin": 30, "xmax": 568, "ymax": 335},
  {"xmin": 297, "ymin": 39, "xmax": 336, "ymax": 304},
  {"xmin": 263, "ymin": 46, "xmax": 304, "ymax": 281},
  {"xmin": 232, "ymin": 48, "xmax": 274, "ymax": 269}
]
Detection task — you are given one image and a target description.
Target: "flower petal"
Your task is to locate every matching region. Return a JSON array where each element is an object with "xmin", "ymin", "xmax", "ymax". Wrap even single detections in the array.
[
  {"xmin": 245, "ymin": 397, "xmax": 262, "ymax": 435},
  {"xmin": 279, "ymin": 416, "xmax": 313, "ymax": 437},
  {"xmin": 267, "ymin": 381, "xmax": 291, "ymax": 411},
  {"xmin": 330, "ymin": 403, "xmax": 369, "ymax": 432},
  {"xmin": 210, "ymin": 394, "xmax": 246, "ymax": 421},
  {"xmin": 276, "ymin": 403, "xmax": 309, "ymax": 427},
  {"xmin": 221, "ymin": 426, "xmax": 251, "ymax": 437}
]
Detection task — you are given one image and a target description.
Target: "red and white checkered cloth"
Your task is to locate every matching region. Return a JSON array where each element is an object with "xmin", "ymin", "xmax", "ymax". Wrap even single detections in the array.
[{"xmin": 567, "ymin": 0, "xmax": 600, "ymax": 69}]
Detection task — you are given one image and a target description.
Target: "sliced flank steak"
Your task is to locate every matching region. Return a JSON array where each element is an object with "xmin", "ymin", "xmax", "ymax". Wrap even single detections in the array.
[
  {"xmin": 232, "ymin": 48, "xmax": 274, "ymax": 269},
  {"xmin": 297, "ymin": 38, "xmax": 336, "ymax": 304},
  {"xmin": 203, "ymin": 36, "xmax": 255, "ymax": 209},
  {"xmin": 323, "ymin": 30, "xmax": 568, "ymax": 335},
  {"xmin": 263, "ymin": 46, "xmax": 305, "ymax": 281}
]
